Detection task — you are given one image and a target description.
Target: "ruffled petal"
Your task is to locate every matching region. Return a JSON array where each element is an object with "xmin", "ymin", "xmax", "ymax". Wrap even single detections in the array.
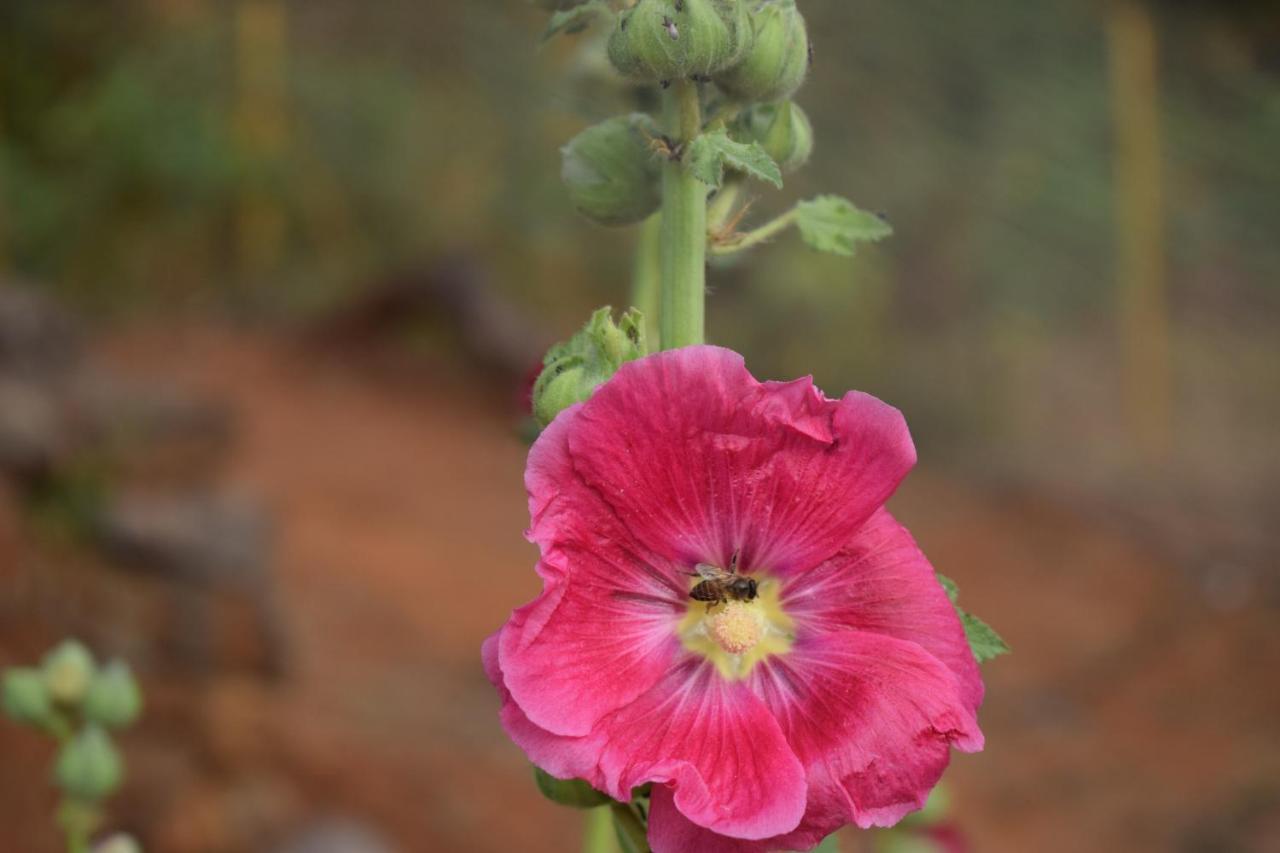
[
  {"xmin": 782, "ymin": 508, "xmax": 984, "ymax": 710},
  {"xmin": 593, "ymin": 659, "xmax": 807, "ymax": 840},
  {"xmin": 750, "ymin": 631, "xmax": 983, "ymax": 833},
  {"xmin": 508, "ymin": 401, "xmax": 688, "ymax": 737},
  {"xmin": 568, "ymin": 346, "xmax": 915, "ymax": 575},
  {"xmin": 482, "ymin": 631, "xmax": 605, "ymax": 787}
]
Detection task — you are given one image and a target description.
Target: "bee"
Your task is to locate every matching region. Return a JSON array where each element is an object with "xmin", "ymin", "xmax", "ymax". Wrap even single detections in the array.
[
  {"xmin": 689, "ymin": 552, "xmax": 757, "ymax": 610},
  {"xmin": 662, "ymin": 16, "xmax": 680, "ymax": 40}
]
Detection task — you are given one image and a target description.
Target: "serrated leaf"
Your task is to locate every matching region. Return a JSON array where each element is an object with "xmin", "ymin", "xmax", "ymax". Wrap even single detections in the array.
[
  {"xmin": 542, "ymin": 0, "xmax": 609, "ymax": 42},
  {"xmin": 687, "ymin": 127, "xmax": 782, "ymax": 189},
  {"xmin": 936, "ymin": 572, "xmax": 959, "ymax": 604},
  {"xmin": 961, "ymin": 611, "xmax": 1011, "ymax": 664},
  {"xmin": 794, "ymin": 195, "xmax": 893, "ymax": 256}
]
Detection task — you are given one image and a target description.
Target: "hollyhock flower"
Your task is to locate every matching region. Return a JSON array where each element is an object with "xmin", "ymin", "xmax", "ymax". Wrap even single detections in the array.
[{"xmin": 484, "ymin": 346, "xmax": 983, "ymax": 851}]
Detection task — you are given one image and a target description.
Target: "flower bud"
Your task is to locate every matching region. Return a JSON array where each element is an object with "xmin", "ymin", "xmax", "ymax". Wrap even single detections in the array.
[
  {"xmin": 533, "ymin": 307, "xmax": 648, "ymax": 428},
  {"xmin": 42, "ymin": 639, "xmax": 97, "ymax": 706},
  {"xmin": 84, "ymin": 661, "xmax": 143, "ymax": 729},
  {"xmin": 608, "ymin": 0, "xmax": 753, "ymax": 82},
  {"xmin": 562, "ymin": 114, "xmax": 662, "ymax": 227},
  {"xmin": 714, "ymin": 0, "xmax": 809, "ymax": 103},
  {"xmin": 2, "ymin": 667, "xmax": 53, "ymax": 726},
  {"xmin": 533, "ymin": 765, "xmax": 611, "ymax": 808},
  {"xmin": 55, "ymin": 724, "xmax": 123, "ymax": 800},
  {"xmin": 733, "ymin": 101, "xmax": 812, "ymax": 173}
]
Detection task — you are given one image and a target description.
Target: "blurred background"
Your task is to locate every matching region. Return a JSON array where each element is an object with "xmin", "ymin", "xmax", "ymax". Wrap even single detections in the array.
[{"xmin": 1, "ymin": 0, "xmax": 1278, "ymax": 850}]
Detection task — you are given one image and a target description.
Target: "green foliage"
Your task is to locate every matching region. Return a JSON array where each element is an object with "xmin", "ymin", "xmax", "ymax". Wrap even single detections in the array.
[
  {"xmin": 542, "ymin": 0, "xmax": 612, "ymax": 41},
  {"xmin": 55, "ymin": 724, "xmax": 123, "ymax": 800},
  {"xmin": 936, "ymin": 573, "xmax": 1010, "ymax": 663},
  {"xmin": 562, "ymin": 114, "xmax": 663, "ymax": 226},
  {"xmin": 533, "ymin": 766, "xmax": 612, "ymax": 808},
  {"xmin": 42, "ymin": 640, "xmax": 97, "ymax": 706},
  {"xmin": 3, "ymin": 668, "xmax": 53, "ymax": 727},
  {"xmin": 83, "ymin": 663, "xmax": 143, "ymax": 729},
  {"xmin": 794, "ymin": 196, "xmax": 893, "ymax": 257},
  {"xmin": 687, "ymin": 127, "xmax": 782, "ymax": 189}
]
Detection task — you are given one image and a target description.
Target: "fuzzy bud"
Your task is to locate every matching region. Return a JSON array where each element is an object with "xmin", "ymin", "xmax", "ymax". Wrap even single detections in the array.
[
  {"xmin": 84, "ymin": 661, "xmax": 143, "ymax": 729},
  {"xmin": 714, "ymin": 0, "xmax": 809, "ymax": 103},
  {"xmin": 42, "ymin": 639, "xmax": 96, "ymax": 706},
  {"xmin": 2, "ymin": 667, "xmax": 53, "ymax": 726},
  {"xmin": 608, "ymin": 0, "xmax": 753, "ymax": 82},
  {"xmin": 55, "ymin": 725, "xmax": 123, "ymax": 800},
  {"xmin": 734, "ymin": 101, "xmax": 812, "ymax": 173},
  {"xmin": 562, "ymin": 114, "xmax": 662, "ymax": 227},
  {"xmin": 533, "ymin": 307, "xmax": 648, "ymax": 428}
]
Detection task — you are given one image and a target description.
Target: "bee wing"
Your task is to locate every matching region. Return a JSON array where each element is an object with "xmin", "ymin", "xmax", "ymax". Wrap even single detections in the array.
[{"xmin": 693, "ymin": 563, "xmax": 731, "ymax": 581}]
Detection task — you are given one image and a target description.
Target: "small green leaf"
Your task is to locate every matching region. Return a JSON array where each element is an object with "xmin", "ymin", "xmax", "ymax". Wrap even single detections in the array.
[
  {"xmin": 962, "ymin": 612, "xmax": 1011, "ymax": 664},
  {"xmin": 687, "ymin": 127, "xmax": 782, "ymax": 189},
  {"xmin": 794, "ymin": 195, "xmax": 893, "ymax": 256},
  {"xmin": 809, "ymin": 832, "xmax": 841, "ymax": 852},
  {"xmin": 936, "ymin": 573, "xmax": 1009, "ymax": 663},
  {"xmin": 542, "ymin": 1, "xmax": 610, "ymax": 42},
  {"xmin": 533, "ymin": 765, "xmax": 611, "ymax": 808}
]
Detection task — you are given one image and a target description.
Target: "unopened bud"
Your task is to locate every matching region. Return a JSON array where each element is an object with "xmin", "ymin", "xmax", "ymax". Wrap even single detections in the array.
[
  {"xmin": 714, "ymin": 0, "xmax": 809, "ymax": 103},
  {"xmin": 2, "ymin": 667, "xmax": 53, "ymax": 726},
  {"xmin": 84, "ymin": 661, "xmax": 143, "ymax": 729},
  {"xmin": 42, "ymin": 639, "xmax": 96, "ymax": 706},
  {"xmin": 734, "ymin": 101, "xmax": 812, "ymax": 173},
  {"xmin": 533, "ymin": 307, "xmax": 648, "ymax": 428},
  {"xmin": 608, "ymin": 0, "xmax": 753, "ymax": 82},
  {"xmin": 55, "ymin": 724, "xmax": 123, "ymax": 800},
  {"xmin": 562, "ymin": 114, "xmax": 662, "ymax": 227},
  {"xmin": 92, "ymin": 833, "xmax": 143, "ymax": 853}
]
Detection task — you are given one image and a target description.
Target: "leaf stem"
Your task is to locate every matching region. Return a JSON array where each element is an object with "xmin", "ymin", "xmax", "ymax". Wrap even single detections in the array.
[
  {"xmin": 710, "ymin": 206, "xmax": 799, "ymax": 255},
  {"xmin": 659, "ymin": 80, "xmax": 706, "ymax": 349}
]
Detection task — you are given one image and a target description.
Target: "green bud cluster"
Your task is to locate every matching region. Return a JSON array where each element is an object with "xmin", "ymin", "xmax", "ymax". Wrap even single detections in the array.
[
  {"xmin": 3, "ymin": 638, "xmax": 145, "ymax": 850},
  {"xmin": 561, "ymin": 114, "xmax": 663, "ymax": 227},
  {"xmin": 533, "ymin": 306, "xmax": 648, "ymax": 428},
  {"xmin": 608, "ymin": 0, "xmax": 753, "ymax": 81}
]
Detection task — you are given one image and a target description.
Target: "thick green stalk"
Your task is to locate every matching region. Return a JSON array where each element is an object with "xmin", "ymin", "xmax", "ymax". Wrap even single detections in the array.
[
  {"xmin": 659, "ymin": 80, "xmax": 706, "ymax": 349},
  {"xmin": 631, "ymin": 214, "xmax": 662, "ymax": 348},
  {"xmin": 583, "ymin": 805, "xmax": 622, "ymax": 853}
]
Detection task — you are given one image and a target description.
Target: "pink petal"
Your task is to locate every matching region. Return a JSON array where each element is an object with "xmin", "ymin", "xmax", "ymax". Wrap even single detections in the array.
[
  {"xmin": 508, "ymin": 401, "xmax": 688, "ymax": 737},
  {"xmin": 567, "ymin": 346, "xmax": 915, "ymax": 575},
  {"xmin": 782, "ymin": 508, "xmax": 984, "ymax": 710},
  {"xmin": 751, "ymin": 631, "xmax": 983, "ymax": 833},
  {"xmin": 482, "ymin": 631, "xmax": 605, "ymax": 787},
  {"xmin": 594, "ymin": 659, "xmax": 807, "ymax": 840}
]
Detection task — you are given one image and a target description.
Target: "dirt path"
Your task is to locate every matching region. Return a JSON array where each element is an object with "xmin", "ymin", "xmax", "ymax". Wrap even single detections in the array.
[{"xmin": 97, "ymin": 326, "xmax": 1278, "ymax": 852}]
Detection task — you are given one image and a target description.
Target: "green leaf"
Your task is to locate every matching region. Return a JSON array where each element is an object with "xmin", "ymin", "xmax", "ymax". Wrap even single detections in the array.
[
  {"xmin": 808, "ymin": 832, "xmax": 841, "ymax": 852},
  {"xmin": 533, "ymin": 765, "xmax": 611, "ymax": 809},
  {"xmin": 935, "ymin": 573, "xmax": 1010, "ymax": 663},
  {"xmin": 962, "ymin": 611, "xmax": 1011, "ymax": 664},
  {"xmin": 794, "ymin": 195, "xmax": 893, "ymax": 256},
  {"xmin": 542, "ymin": 1, "xmax": 610, "ymax": 42},
  {"xmin": 687, "ymin": 127, "xmax": 782, "ymax": 189}
]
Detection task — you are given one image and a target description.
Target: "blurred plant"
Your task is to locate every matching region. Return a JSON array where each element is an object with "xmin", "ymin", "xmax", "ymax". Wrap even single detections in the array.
[{"xmin": 3, "ymin": 639, "xmax": 144, "ymax": 853}]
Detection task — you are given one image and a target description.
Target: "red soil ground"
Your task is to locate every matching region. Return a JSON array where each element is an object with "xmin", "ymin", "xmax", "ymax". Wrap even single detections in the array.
[{"xmin": 3, "ymin": 326, "xmax": 1278, "ymax": 851}]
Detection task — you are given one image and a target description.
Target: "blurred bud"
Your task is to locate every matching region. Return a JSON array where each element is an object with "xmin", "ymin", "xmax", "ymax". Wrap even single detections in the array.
[
  {"xmin": 608, "ymin": 0, "xmax": 753, "ymax": 82},
  {"xmin": 734, "ymin": 101, "xmax": 812, "ymax": 172},
  {"xmin": 714, "ymin": 0, "xmax": 809, "ymax": 103},
  {"xmin": 533, "ymin": 307, "xmax": 648, "ymax": 428},
  {"xmin": 42, "ymin": 639, "xmax": 97, "ymax": 706},
  {"xmin": 562, "ymin": 114, "xmax": 663, "ymax": 227},
  {"xmin": 55, "ymin": 724, "xmax": 123, "ymax": 800},
  {"xmin": 2, "ymin": 667, "xmax": 54, "ymax": 726},
  {"xmin": 533, "ymin": 765, "xmax": 611, "ymax": 808},
  {"xmin": 84, "ymin": 661, "xmax": 143, "ymax": 729},
  {"xmin": 92, "ymin": 833, "xmax": 143, "ymax": 853}
]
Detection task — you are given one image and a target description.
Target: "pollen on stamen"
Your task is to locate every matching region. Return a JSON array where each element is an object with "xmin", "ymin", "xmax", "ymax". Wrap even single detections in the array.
[{"xmin": 707, "ymin": 601, "xmax": 766, "ymax": 655}]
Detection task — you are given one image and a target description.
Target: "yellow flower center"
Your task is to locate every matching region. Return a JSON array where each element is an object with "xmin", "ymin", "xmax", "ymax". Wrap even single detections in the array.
[{"xmin": 678, "ymin": 575, "xmax": 794, "ymax": 680}]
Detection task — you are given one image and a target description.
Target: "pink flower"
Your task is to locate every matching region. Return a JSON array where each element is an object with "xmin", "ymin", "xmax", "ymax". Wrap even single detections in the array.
[{"xmin": 484, "ymin": 346, "xmax": 983, "ymax": 851}]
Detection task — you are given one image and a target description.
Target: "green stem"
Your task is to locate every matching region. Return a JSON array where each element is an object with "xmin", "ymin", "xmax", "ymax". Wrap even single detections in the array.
[
  {"xmin": 584, "ymin": 805, "xmax": 622, "ymax": 853},
  {"xmin": 659, "ymin": 80, "xmax": 706, "ymax": 350},
  {"xmin": 631, "ymin": 213, "xmax": 662, "ymax": 348},
  {"xmin": 710, "ymin": 206, "xmax": 799, "ymax": 255},
  {"xmin": 610, "ymin": 802, "xmax": 651, "ymax": 853}
]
